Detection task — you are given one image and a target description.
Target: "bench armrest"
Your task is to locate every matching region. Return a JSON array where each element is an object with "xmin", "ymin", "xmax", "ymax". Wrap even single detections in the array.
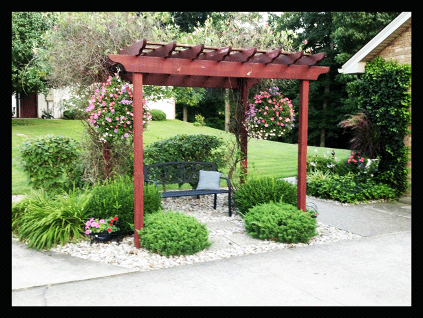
[
  {"xmin": 144, "ymin": 179, "xmax": 158, "ymax": 189},
  {"xmin": 220, "ymin": 176, "xmax": 231, "ymax": 190}
]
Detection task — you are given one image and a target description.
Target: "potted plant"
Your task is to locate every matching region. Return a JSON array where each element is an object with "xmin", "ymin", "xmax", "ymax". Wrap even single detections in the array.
[{"xmin": 85, "ymin": 216, "xmax": 122, "ymax": 244}]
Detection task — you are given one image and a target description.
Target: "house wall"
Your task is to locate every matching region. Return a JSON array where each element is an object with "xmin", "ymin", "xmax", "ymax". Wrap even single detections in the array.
[
  {"xmin": 146, "ymin": 98, "xmax": 176, "ymax": 120},
  {"xmin": 374, "ymin": 24, "xmax": 412, "ymax": 193},
  {"xmin": 37, "ymin": 88, "xmax": 73, "ymax": 119}
]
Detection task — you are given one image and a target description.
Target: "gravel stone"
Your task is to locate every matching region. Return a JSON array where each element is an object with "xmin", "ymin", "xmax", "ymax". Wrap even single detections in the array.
[{"xmin": 14, "ymin": 194, "xmax": 362, "ymax": 272}]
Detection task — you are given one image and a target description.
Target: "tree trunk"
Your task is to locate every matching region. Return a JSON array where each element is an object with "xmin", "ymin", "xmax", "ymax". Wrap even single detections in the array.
[
  {"xmin": 183, "ymin": 105, "xmax": 188, "ymax": 122},
  {"xmin": 320, "ymin": 73, "xmax": 331, "ymax": 147},
  {"xmin": 103, "ymin": 142, "xmax": 112, "ymax": 180},
  {"xmin": 225, "ymin": 89, "xmax": 230, "ymax": 132}
]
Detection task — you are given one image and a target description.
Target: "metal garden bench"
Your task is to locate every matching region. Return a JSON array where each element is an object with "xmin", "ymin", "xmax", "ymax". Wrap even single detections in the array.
[{"xmin": 144, "ymin": 161, "xmax": 232, "ymax": 216}]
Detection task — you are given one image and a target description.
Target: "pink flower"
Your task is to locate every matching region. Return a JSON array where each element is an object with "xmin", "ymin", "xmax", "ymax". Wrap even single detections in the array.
[
  {"xmin": 303, "ymin": 39, "xmax": 308, "ymax": 45},
  {"xmin": 265, "ymin": 106, "xmax": 268, "ymax": 110},
  {"xmin": 285, "ymin": 118, "xmax": 290, "ymax": 122},
  {"xmin": 114, "ymin": 129, "xmax": 118, "ymax": 133},
  {"xmin": 85, "ymin": 230, "xmax": 91, "ymax": 235},
  {"xmin": 270, "ymin": 117, "xmax": 274, "ymax": 121},
  {"xmin": 264, "ymin": 124, "xmax": 268, "ymax": 127},
  {"xmin": 99, "ymin": 219, "xmax": 105, "ymax": 224}
]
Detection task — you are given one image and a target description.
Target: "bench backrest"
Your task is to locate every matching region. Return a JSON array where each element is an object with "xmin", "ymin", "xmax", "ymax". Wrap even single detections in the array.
[{"xmin": 144, "ymin": 161, "xmax": 217, "ymax": 186}]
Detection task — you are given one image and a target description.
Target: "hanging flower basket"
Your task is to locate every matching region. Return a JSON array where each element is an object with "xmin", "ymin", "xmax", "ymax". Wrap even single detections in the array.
[
  {"xmin": 244, "ymin": 87, "xmax": 295, "ymax": 140},
  {"xmin": 85, "ymin": 74, "xmax": 152, "ymax": 144}
]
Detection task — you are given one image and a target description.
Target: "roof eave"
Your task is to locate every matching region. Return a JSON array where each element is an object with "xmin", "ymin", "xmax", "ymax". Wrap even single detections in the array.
[{"xmin": 338, "ymin": 12, "xmax": 411, "ymax": 74}]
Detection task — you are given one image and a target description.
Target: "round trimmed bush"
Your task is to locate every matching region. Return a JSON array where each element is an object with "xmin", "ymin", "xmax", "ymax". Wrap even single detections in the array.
[
  {"xmin": 150, "ymin": 109, "xmax": 167, "ymax": 121},
  {"xmin": 244, "ymin": 201, "xmax": 317, "ymax": 243},
  {"xmin": 234, "ymin": 177, "xmax": 297, "ymax": 216},
  {"xmin": 138, "ymin": 211, "xmax": 211, "ymax": 256}
]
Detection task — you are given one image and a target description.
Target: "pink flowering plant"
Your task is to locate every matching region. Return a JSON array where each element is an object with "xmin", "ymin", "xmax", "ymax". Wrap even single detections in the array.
[
  {"xmin": 86, "ymin": 74, "xmax": 151, "ymax": 143},
  {"xmin": 244, "ymin": 87, "xmax": 295, "ymax": 140},
  {"xmin": 346, "ymin": 152, "xmax": 379, "ymax": 181},
  {"xmin": 85, "ymin": 216, "xmax": 119, "ymax": 235}
]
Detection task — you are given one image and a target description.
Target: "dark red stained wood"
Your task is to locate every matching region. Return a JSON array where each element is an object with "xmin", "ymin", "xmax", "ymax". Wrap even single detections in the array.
[
  {"xmin": 119, "ymin": 39, "xmax": 147, "ymax": 56},
  {"xmin": 132, "ymin": 73, "xmax": 144, "ymax": 249},
  {"xmin": 170, "ymin": 44, "xmax": 204, "ymax": 60},
  {"xmin": 297, "ymin": 80, "xmax": 309, "ymax": 212},
  {"xmin": 224, "ymin": 48, "xmax": 257, "ymax": 63},
  {"xmin": 240, "ymin": 78, "xmax": 249, "ymax": 182},
  {"xmin": 108, "ymin": 55, "xmax": 330, "ymax": 81},
  {"xmin": 143, "ymin": 41, "xmax": 176, "ymax": 58},
  {"xmin": 295, "ymin": 52, "xmax": 326, "ymax": 66},
  {"xmin": 197, "ymin": 47, "xmax": 232, "ymax": 61},
  {"xmin": 142, "ymin": 73, "xmax": 241, "ymax": 89},
  {"xmin": 272, "ymin": 52, "xmax": 304, "ymax": 65},
  {"xmin": 247, "ymin": 49, "xmax": 281, "ymax": 64}
]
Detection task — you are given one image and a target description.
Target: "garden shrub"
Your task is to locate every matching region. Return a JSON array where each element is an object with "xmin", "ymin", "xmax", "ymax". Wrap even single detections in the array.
[
  {"xmin": 12, "ymin": 187, "xmax": 93, "ymax": 250},
  {"xmin": 143, "ymin": 134, "xmax": 228, "ymax": 171},
  {"xmin": 149, "ymin": 109, "xmax": 167, "ymax": 121},
  {"xmin": 347, "ymin": 57, "xmax": 411, "ymax": 195},
  {"xmin": 138, "ymin": 211, "xmax": 211, "ymax": 256},
  {"xmin": 19, "ymin": 134, "xmax": 83, "ymax": 191},
  {"xmin": 84, "ymin": 176, "xmax": 162, "ymax": 235},
  {"xmin": 307, "ymin": 172, "xmax": 397, "ymax": 203},
  {"xmin": 193, "ymin": 114, "xmax": 206, "ymax": 127},
  {"xmin": 243, "ymin": 201, "xmax": 317, "ymax": 243},
  {"xmin": 307, "ymin": 150, "xmax": 348, "ymax": 176},
  {"xmin": 234, "ymin": 177, "xmax": 297, "ymax": 216}
]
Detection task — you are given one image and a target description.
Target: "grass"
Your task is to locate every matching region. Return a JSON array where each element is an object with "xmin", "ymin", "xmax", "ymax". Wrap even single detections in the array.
[{"xmin": 12, "ymin": 118, "xmax": 352, "ymax": 195}]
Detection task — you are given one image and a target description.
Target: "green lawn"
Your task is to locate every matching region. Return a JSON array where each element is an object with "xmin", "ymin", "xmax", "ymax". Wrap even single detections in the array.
[{"xmin": 12, "ymin": 118, "xmax": 352, "ymax": 195}]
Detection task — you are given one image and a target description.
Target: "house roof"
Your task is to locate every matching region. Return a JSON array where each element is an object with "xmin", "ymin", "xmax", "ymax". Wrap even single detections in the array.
[{"xmin": 338, "ymin": 12, "xmax": 411, "ymax": 74}]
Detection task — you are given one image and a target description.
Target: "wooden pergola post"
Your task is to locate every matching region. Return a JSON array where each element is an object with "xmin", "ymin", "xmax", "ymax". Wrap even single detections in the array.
[
  {"xmin": 133, "ymin": 73, "xmax": 144, "ymax": 248},
  {"xmin": 240, "ymin": 78, "xmax": 249, "ymax": 182},
  {"xmin": 297, "ymin": 80, "xmax": 309, "ymax": 212}
]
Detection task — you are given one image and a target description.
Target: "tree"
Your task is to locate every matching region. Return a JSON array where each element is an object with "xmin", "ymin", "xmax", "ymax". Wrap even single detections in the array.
[
  {"xmin": 40, "ymin": 12, "xmax": 180, "ymax": 99},
  {"xmin": 12, "ymin": 12, "xmax": 55, "ymax": 95},
  {"xmin": 268, "ymin": 12, "xmax": 400, "ymax": 148},
  {"xmin": 173, "ymin": 87, "xmax": 207, "ymax": 122}
]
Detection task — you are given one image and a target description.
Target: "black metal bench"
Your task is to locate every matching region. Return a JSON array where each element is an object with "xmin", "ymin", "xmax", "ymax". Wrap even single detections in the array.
[{"xmin": 144, "ymin": 161, "xmax": 232, "ymax": 216}]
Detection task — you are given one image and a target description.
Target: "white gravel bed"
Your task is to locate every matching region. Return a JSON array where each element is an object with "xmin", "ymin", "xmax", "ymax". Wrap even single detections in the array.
[{"xmin": 13, "ymin": 194, "xmax": 362, "ymax": 272}]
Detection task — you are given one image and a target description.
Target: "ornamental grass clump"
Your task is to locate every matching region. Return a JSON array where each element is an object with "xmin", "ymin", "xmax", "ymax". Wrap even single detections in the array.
[
  {"xmin": 243, "ymin": 201, "xmax": 318, "ymax": 244},
  {"xmin": 244, "ymin": 87, "xmax": 295, "ymax": 140},
  {"xmin": 12, "ymin": 187, "xmax": 92, "ymax": 250},
  {"xmin": 138, "ymin": 211, "xmax": 212, "ymax": 256}
]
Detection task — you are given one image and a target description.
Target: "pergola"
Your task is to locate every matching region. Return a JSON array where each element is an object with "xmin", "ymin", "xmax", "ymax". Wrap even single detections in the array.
[{"xmin": 108, "ymin": 39, "xmax": 330, "ymax": 248}]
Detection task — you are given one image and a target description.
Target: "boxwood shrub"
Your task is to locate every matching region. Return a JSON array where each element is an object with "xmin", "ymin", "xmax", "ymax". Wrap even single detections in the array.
[
  {"xmin": 150, "ymin": 109, "xmax": 167, "ymax": 121},
  {"xmin": 244, "ymin": 201, "xmax": 317, "ymax": 244},
  {"xmin": 234, "ymin": 177, "xmax": 297, "ymax": 216},
  {"xmin": 138, "ymin": 211, "xmax": 211, "ymax": 256}
]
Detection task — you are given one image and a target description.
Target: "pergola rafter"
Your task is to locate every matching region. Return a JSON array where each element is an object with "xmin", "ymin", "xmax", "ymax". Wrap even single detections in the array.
[{"xmin": 107, "ymin": 39, "xmax": 330, "ymax": 249}]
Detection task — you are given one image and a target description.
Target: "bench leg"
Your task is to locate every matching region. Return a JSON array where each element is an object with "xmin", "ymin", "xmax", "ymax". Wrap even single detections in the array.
[
  {"xmin": 228, "ymin": 191, "xmax": 232, "ymax": 217},
  {"xmin": 213, "ymin": 193, "xmax": 217, "ymax": 209}
]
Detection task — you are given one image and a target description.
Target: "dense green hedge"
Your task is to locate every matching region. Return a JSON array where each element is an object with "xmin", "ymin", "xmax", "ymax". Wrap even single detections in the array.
[
  {"xmin": 347, "ymin": 57, "xmax": 411, "ymax": 195},
  {"xmin": 143, "ymin": 134, "xmax": 228, "ymax": 171}
]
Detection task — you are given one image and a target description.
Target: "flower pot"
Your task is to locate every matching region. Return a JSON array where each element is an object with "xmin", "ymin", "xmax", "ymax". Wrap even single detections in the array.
[{"xmin": 89, "ymin": 230, "xmax": 122, "ymax": 245}]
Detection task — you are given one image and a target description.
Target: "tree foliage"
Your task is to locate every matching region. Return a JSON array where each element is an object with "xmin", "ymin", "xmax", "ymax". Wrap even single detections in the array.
[
  {"xmin": 12, "ymin": 12, "xmax": 55, "ymax": 95},
  {"xmin": 268, "ymin": 12, "xmax": 401, "ymax": 148}
]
